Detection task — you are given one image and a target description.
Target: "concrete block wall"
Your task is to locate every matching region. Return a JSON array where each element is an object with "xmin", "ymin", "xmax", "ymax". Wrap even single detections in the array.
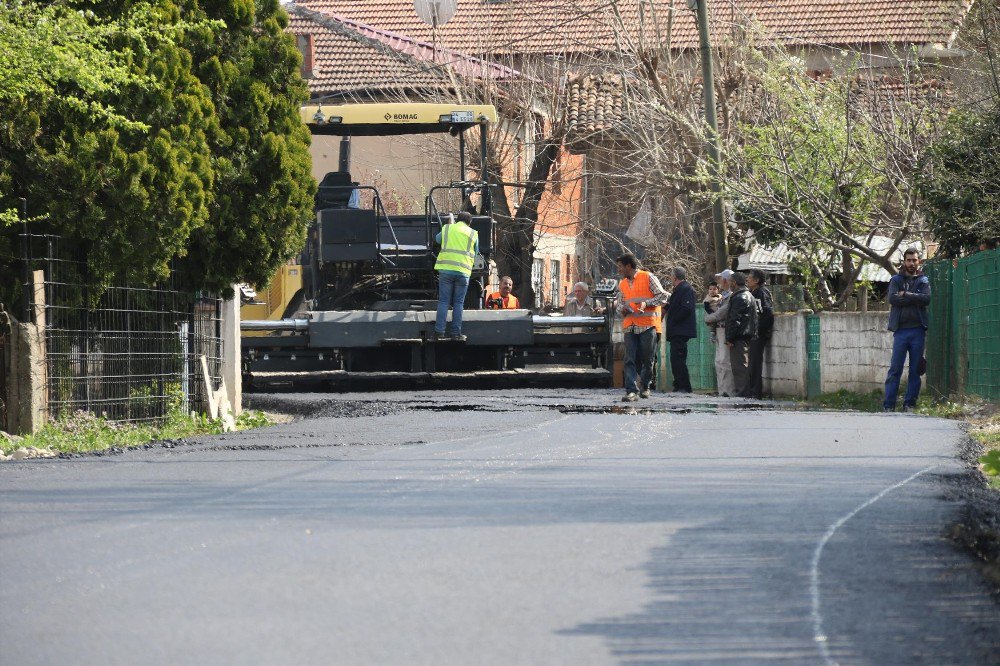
[
  {"xmin": 819, "ymin": 312, "xmax": 893, "ymax": 394},
  {"xmin": 764, "ymin": 313, "xmax": 808, "ymax": 398}
]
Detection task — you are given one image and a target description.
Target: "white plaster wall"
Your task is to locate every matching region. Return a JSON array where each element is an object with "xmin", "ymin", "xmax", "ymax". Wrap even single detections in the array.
[
  {"xmin": 819, "ymin": 312, "xmax": 893, "ymax": 394},
  {"xmin": 764, "ymin": 313, "xmax": 807, "ymax": 398}
]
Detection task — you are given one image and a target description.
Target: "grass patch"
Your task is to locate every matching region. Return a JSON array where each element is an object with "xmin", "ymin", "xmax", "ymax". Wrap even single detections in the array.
[
  {"xmin": 809, "ymin": 389, "xmax": 988, "ymax": 419},
  {"xmin": 970, "ymin": 417, "xmax": 1000, "ymax": 490},
  {"xmin": 1, "ymin": 408, "xmax": 274, "ymax": 456},
  {"xmin": 809, "ymin": 389, "xmax": 883, "ymax": 412}
]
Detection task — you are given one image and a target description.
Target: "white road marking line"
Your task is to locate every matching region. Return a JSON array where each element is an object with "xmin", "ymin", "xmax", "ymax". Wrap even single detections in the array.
[{"xmin": 810, "ymin": 464, "xmax": 937, "ymax": 665}]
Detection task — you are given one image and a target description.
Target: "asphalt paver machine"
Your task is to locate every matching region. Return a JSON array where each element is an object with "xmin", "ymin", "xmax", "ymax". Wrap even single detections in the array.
[{"xmin": 241, "ymin": 102, "xmax": 612, "ymax": 384}]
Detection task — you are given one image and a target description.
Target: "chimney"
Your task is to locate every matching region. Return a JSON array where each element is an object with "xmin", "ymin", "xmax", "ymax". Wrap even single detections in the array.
[{"xmin": 296, "ymin": 33, "xmax": 315, "ymax": 79}]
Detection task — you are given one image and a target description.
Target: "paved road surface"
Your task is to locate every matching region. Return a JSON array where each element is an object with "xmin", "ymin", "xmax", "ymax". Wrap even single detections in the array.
[{"xmin": 2, "ymin": 390, "xmax": 998, "ymax": 665}]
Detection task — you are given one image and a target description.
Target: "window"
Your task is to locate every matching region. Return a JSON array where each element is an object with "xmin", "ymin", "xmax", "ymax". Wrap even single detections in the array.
[
  {"xmin": 550, "ymin": 259, "xmax": 561, "ymax": 307},
  {"xmin": 532, "ymin": 258, "xmax": 543, "ymax": 304}
]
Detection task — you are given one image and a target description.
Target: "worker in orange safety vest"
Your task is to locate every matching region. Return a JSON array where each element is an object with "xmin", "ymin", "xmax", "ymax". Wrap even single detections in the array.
[
  {"xmin": 485, "ymin": 275, "xmax": 521, "ymax": 309},
  {"xmin": 616, "ymin": 253, "xmax": 670, "ymax": 402}
]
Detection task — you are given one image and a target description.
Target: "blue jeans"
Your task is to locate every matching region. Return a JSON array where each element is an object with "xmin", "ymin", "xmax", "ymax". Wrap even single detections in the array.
[
  {"xmin": 883, "ymin": 327, "xmax": 926, "ymax": 410},
  {"xmin": 435, "ymin": 272, "xmax": 470, "ymax": 335},
  {"xmin": 624, "ymin": 328, "xmax": 656, "ymax": 394}
]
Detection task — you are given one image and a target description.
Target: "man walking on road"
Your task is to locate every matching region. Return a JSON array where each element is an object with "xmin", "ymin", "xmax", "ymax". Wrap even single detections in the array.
[
  {"xmin": 616, "ymin": 254, "xmax": 669, "ymax": 402},
  {"xmin": 746, "ymin": 269, "xmax": 774, "ymax": 399},
  {"xmin": 883, "ymin": 248, "xmax": 931, "ymax": 412},
  {"xmin": 664, "ymin": 267, "xmax": 696, "ymax": 393},
  {"xmin": 434, "ymin": 212, "xmax": 479, "ymax": 341},
  {"xmin": 725, "ymin": 272, "xmax": 758, "ymax": 397}
]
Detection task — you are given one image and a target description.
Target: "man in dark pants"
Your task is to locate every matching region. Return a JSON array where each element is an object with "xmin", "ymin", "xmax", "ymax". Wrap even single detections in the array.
[
  {"xmin": 616, "ymin": 254, "xmax": 669, "ymax": 402},
  {"xmin": 746, "ymin": 269, "xmax": 774, "ymax": 399},
  {"xmin": 883, "ymin": 248, "xmax": 931, "ymax": 411},
  {"xmin": 725, "ymin": 272, "xmax": 757, "ymax": 396},
  {"xmin": 664, "ymin": 267, "xmax": 696, "ymax": 392}
]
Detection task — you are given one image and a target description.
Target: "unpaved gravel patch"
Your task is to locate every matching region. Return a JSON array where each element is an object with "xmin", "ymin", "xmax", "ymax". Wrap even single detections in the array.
[{"xmin": 946, "ymin": 432, "xmax": 1000, "ymax": 592}]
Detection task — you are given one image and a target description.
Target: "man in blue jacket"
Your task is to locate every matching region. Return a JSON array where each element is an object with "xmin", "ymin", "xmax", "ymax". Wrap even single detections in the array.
[
  {"xmin": 883, "ymin": 248, "xmax": 931, "ymax": 411},
  {"xmin": 665, "ymin": 267, "xmax": 697, "ymax": 393}
]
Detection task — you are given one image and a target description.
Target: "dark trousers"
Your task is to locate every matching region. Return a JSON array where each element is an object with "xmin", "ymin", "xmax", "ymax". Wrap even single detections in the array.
[
  {"xmin": 883, "ymin": 327, "xmax": 926, "ymax": 409},
  {"xmin": 729, "ymin": 339, "xmax": 750, "ymax": 397},
  {"xmin": 669, "ymin": 336, "xmax": 692, "ymax": 392},
  {"xmin": 746, "ymin": 337, "xmax": 769, "ymax": 399},
  {"xmin": 624, "ymin": 328, "xmax": 656, "ymax": 394}
]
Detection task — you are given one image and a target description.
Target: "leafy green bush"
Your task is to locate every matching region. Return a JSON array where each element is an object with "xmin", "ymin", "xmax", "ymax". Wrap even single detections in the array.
[{"xmin": 1, "ymin": 406, "xmax": 275, "ymax": 456}]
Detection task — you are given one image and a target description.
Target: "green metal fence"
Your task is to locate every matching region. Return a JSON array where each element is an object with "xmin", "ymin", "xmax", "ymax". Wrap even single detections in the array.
[
  {"xmin": 924, "ymin": 249, "xmax": 1000, "ymax": 401},
  {"xmin": 658, "ymin": 308, "xmax": 718, "ymax": 393}
]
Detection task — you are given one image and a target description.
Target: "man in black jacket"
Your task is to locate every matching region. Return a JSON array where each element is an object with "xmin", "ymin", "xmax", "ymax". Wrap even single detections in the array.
[
  {"xmin": 746, "ymin": 269, "xmax": 774, "ymax": 399},
  {"xmin": 665, "ymin": 267, "xmax": 696, "ymax": 392},
  {"xmin": 725, "ymin": 272, "xmax": 758, "ymax": 397}
]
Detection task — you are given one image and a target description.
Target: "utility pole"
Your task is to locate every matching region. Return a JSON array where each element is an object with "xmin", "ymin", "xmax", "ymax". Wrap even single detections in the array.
[{"xmin": 691, "ymin": 0, "xmax": 728, "ymax": 272}]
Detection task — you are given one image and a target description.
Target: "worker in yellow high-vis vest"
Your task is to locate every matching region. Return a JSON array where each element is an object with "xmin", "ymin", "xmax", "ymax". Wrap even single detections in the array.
[
  {"xmin": 616, "ymin": 253, "xmax": 670, "ymax": 402},
  {"xmin": 434, "ymin": 212, "xmax": 479, "ymax": 342}
]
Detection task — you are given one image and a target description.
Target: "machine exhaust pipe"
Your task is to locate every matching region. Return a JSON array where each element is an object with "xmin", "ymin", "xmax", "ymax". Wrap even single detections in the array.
[
  {"xmin": 531, "ymin": 316, "xmax": 606, "ymax": 329},
  {"xmin": 242, "ymin": 316, "xmax": 604, "ymax": 333},
  {"xmin": 241, "ymin": 318, "xmax": 310, "ymax": 332}
]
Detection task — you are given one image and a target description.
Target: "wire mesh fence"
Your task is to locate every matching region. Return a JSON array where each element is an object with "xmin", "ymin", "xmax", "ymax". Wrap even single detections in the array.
[
  {"xmin": 925, "ymin": 248, "xmax": 1000, "ymax": 401},
  {"xmin": 21, "ymin": 233, "xmax": 223, "ymax": 423}
]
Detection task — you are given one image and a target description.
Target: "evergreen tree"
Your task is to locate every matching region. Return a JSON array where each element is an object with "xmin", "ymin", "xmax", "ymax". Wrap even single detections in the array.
[
  {"xmin": 1, "ymin": 2, "xmax": 214, "ymax": 306},
  {"xmin": 1, "ymin": 0, "xmax": 314, "ymax": 311},
  {"xmin": 177, "ymin": 0, "xmax": 315, "ymax": 291}
]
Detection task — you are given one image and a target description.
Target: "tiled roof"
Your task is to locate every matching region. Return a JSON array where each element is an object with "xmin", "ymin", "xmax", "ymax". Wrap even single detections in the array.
[
  {"xmin": 564, "ymin": 73, "xmax": 625, "ymax": 140},
  {"xmin": 288, "ymin": 7, "xmax": 450, "ymax": 98},
  {"xmin": 292, "ymin": 1, "xmax": 972, "ymax": 56},
  {"xmin": 332, "ymin": 16, "xmax": 524, "ymax": 82}
]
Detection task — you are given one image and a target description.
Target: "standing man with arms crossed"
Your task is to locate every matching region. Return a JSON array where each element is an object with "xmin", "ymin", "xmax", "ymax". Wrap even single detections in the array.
[
  {"xmin": 883, "ymin": 248, "xmax": 931, "ymax": 412},
  {"xmin": 616, "ymin": 254, "xmax": 670, "ymax": 402},
  {"xmin": 664, "ymin": 267, "xmax": 696, "ymax": 393},
  {"xmin": 433, "ymin": 212, "xmax": 479, "ymax": 342}
]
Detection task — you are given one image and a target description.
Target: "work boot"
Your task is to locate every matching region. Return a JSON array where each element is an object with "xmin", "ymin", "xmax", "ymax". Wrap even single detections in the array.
[
  {"xmin": 639, "ymin": 389, "xmax": 651, "ymax": 399},
  {"xmin": 432, "ymin": 331, "xmax": 445, "ymax": 341},
  {"xmin": 622, "ymin": 392, "xmax": 638, "ymax": 402},
  {"xmin": 449, "ymin": 334, "xmax": 467, "ymax": 342}
]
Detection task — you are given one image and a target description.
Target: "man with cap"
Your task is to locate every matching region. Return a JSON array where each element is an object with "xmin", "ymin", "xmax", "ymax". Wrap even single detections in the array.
[
  {"xmin": 433, "ymin": 212, "xmax": 479, "ymax": 341},
  {"xmin": 704, "ymin": 269, "xmax": 736, "ymax": 396}
]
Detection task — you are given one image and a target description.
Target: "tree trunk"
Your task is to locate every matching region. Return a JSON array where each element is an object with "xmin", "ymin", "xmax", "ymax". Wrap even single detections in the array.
[{"xmin": 488, "ymin": 138, "xmax": 560, "ymax": 308}]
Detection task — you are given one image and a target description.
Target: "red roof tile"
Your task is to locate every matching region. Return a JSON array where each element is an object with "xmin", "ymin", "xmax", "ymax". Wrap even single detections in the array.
[
  {"xmin": 293, "ymin": 0, "xmax": 972, "ymax": 56},
  {"xmin": 288, "ymin": 7, "xmax": 450, "ymax": 98}
]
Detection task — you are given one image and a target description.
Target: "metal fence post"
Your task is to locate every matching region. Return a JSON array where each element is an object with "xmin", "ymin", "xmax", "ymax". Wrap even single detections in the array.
[{"xmin": 806, "ymin": 313, "xmax": 821, "ymax": 400}]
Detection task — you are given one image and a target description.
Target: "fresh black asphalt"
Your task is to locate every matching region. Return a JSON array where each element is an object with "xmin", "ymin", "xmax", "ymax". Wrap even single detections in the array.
[{"xmin": 1, "ymin": 389, "xmax": 998, "ymax": 665}]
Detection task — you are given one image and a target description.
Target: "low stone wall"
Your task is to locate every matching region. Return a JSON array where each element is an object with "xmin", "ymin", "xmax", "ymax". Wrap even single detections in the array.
[
  {"xmin": 819, "ymin": 312, "xmax": 893, "ymax": 394},
  {"xmin": 764, "ymin": 314, "xmax": 807, "ymax": 397},
  {"xmin": 762, "ymin": 311, "xmax": 895, "ymax": 398}
]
